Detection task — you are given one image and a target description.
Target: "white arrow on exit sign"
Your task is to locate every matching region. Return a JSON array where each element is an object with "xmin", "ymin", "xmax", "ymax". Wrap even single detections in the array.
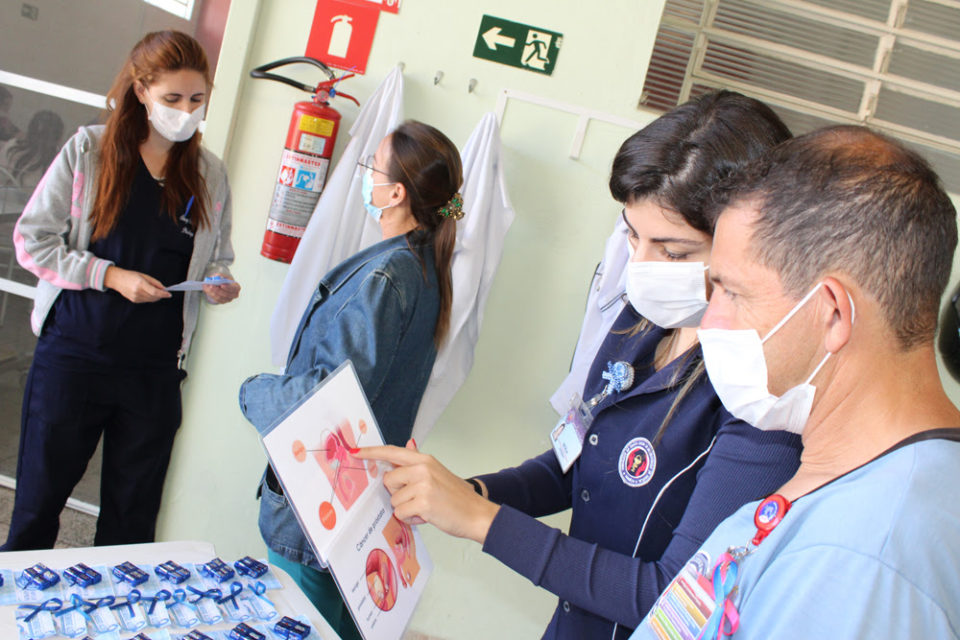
[{"xmin": 482, "ymin": 26, "xmax": 516, "ymax": 50}]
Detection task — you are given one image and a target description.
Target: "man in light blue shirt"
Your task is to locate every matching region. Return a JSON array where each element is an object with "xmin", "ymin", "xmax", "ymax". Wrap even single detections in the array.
[{"xmin": 632, "ymin": 126, "xmax": 960, "ymax": 640}]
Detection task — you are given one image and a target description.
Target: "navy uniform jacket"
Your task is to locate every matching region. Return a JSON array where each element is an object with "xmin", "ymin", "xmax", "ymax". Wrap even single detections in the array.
[{"xmin": 478, "ymin": 306, "xmax": 802, "ymax": 640}]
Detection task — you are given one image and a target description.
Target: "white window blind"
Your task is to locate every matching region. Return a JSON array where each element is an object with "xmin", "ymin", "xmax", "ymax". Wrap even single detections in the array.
[
  {"xmin": 143, "ymin": 0, "xmax": 195, "ymax": 20},
  {"xmin": 641, "ymin": 0, "xmax": 960, "ymax": 192}
]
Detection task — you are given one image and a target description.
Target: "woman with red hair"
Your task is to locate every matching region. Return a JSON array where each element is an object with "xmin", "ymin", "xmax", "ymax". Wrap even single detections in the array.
[{"xmin": 5, "ymin": 30, "xmax": 239, "ymax": 550}]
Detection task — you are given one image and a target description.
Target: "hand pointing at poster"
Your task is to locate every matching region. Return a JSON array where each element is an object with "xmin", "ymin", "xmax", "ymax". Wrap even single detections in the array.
[{"xmin": 355, "ymin": 441, "xmax": 500, "ymax": 544}]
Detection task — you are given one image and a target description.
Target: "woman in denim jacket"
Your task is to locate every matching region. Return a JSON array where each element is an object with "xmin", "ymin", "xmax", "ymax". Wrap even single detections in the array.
[{"xmin": 239, "ymin": 120, "xmax": 463, "ymax": 640}]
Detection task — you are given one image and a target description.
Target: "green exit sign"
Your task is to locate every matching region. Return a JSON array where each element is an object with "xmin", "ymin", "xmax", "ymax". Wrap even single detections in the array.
[{"xmin": 472, "ymin": 15, "xmax": 563, "ymax": 76}]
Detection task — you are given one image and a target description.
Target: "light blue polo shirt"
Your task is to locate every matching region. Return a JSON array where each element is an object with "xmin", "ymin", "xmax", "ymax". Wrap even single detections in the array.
[{"xmin": 631, "ymin": 438, "xmax": 960, "ymax": 640}]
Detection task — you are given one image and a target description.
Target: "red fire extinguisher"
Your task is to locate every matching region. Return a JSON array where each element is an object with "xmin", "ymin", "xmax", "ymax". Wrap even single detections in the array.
[{"xmin": 250, "ymin": 57, "xmax": 360, "ymax": 263}]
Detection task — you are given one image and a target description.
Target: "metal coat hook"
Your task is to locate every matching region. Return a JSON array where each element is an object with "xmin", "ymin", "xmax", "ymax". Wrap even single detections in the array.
[
  {"xmin": 398, "ymin": 61, "xmax": 406, "ymax": 72},
  {"xmin": 434, "ymin": 71, "xmax": 444, "ymax": 85},
  {"xmin": 468, "ymin": 78, "xmax": 478, "ymax": 93}
]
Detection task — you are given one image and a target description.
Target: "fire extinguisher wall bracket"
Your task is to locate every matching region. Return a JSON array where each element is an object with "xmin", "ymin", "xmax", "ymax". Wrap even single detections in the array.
[
  {"xmin": 250, "ymin": 57, "xmax": 359, "ymax": 263},
  {"xmin": 249, "ymin": 56, "xmax": 336, "ymax": 92}
]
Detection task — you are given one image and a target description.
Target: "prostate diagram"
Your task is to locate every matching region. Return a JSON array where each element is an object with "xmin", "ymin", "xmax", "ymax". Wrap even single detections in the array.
[{"xmin": 292, "ymin": 418, "xmax": 373, "ymax": 511}]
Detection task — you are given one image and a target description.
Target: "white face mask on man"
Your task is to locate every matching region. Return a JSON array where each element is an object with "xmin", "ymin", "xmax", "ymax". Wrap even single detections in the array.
[
  {"xmin": 697, "ymin": 283, "xmax": 855, "ymax": 435},
  {"xmin": 146, "ymin": 97, "xmax": 205, "ymax": 143},
  {"xmin": 625, "ymin": 259, "xmax": 709, "ymax": 328}
]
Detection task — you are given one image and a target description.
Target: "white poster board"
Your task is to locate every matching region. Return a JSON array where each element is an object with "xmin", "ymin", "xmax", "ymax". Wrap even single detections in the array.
[{"xmin": 261, "ymin": 361, "xmax": 432, "ymax": 640}]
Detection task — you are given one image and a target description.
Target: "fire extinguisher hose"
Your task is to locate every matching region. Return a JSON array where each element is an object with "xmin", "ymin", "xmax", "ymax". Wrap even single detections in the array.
[{"xmin": 249, "ymin": 56, "xmax": 336, "ymax": 91}]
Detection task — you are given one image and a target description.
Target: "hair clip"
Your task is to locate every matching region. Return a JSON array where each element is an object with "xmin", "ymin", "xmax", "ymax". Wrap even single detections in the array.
[{"xmin": 438, "ymin": 193, "xmax": 464, "ymax": 220}]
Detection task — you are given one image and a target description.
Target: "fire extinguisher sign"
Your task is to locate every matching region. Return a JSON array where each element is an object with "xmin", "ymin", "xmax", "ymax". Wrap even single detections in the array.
[{"xmin": 306, "ymin": 0, "xmax": 380, "ymax": 74}]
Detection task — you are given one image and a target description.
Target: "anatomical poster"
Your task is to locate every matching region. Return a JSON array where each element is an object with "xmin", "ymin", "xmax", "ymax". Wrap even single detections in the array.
[
  {"xmin": 261, "ymin": 361, "xmax": 390, "ymax": 562},
  {"xmin": 261, "ymin": 361, "xmax": 432, "ymax": 639},
  {"xmin": 327, "ymin": 490, "xmax": 433, "ymax": 640}
]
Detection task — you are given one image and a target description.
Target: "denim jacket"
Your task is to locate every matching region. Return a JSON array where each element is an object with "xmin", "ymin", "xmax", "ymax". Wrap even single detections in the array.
[{"xmin": 239, "ymin": 232, "xmax": 440, "ymax": 568}]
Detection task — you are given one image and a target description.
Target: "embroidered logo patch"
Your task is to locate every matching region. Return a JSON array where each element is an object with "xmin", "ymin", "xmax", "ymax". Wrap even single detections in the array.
[{"xmin": 618, "ymin": 437, "xmax": 656, "ymax": 487}]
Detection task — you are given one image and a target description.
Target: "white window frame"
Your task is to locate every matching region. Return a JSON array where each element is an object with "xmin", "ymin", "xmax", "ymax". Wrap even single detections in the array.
[
  {"xmin": 0, "ymin": 71, "xmax": 108, "ymax": 301},
  {"xmin": 643, "ymin": 0, "xmax": 960, "ymax": 158},
  {"xmin": 143, "ymin": 0, "xmax": 196, "ymax": 21}
]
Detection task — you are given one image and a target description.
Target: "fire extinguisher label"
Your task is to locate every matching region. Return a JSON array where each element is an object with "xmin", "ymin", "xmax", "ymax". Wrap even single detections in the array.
[
  {"xmin": 298, "ymin": 114, "xmax": 336, "ymax": 137},
  {"xmin": 298, "ymin": 132, "xmax": 328, "ymax": 155},
  {"xmin": 266, "ymin": 218, "xmax": 307, "ymax": 238},
  {"xmin": 276, "ymin": 149, "xmax": 329, "ymax": 193},
  {"xmin": 268, "ymin": 149, "xmax": 330, "ymax": 230}
]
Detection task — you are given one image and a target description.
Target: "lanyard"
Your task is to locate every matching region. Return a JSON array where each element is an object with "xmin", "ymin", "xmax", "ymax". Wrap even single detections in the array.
[
  {"xmin": 698, "ymin": 427, "xmax": 960, "ymax": 640},
  {"xmin": 698, "ymin": 493, "xmax": 791, "ymax": 640}
]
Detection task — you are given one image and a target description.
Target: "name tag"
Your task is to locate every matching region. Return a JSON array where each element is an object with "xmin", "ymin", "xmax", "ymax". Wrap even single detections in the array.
[{"xmin": 550, "ymin": 394, "xmax": 593, "ymax": 472}]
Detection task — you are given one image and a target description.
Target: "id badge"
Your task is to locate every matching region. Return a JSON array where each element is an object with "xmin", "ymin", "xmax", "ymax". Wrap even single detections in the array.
[
  {"xmin": 550, "ymin": 393, "xmax": 593, "ymax": 472},
  {"xmin": 646, "ymin": 559, "xmax": 716, "ymax": 640}
]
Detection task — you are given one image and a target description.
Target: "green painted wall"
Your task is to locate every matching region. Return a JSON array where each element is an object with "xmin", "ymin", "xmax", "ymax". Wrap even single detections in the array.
[
  {"xmin": 158, "ymin": 1, "xmax": 665, "ymax": 637},
  {"xmin": 156, "ymin": 2, "xmax": 960, "ymax": 638}
]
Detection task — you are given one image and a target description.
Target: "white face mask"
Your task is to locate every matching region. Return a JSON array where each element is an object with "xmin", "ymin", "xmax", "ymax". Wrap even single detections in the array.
[
  {"xmin": 147, "ymin": 98, "xmax": 204, "ymax": 143},
  {"xmin": 626, "ymin": 260, "xmax": 709, "ymax": 328},
  {"xmin": 698, "ymin": 283, "xmax": 854, "ymax": 434}
]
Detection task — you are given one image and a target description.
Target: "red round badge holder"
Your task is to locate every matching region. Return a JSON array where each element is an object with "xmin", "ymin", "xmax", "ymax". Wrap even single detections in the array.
[{"xmin": 752, "ymin": 494, "xmax": 792, "ymax": 546}]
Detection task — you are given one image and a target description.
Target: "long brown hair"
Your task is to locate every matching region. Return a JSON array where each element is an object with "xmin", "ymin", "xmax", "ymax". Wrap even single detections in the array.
[
  {"xmin": 387, "ymin": 120, "xmax": 463, "ymax": 347},
  {"xmin": 90, "ymin": 30, "xmax": 211, "ymax": 241}
]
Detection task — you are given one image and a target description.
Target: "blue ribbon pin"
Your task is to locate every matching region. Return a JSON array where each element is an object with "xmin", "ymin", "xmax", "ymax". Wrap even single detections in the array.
[
  {"xmin": 602, "ymin": 361, "xmax": 635, "ymax": 396},
  {"xmin": 216, "ymin": 581, "xmax": 244, "ymax": 611},
  {"xmin": 145, "ymin": 589, "xmax": 172, "ymax": 615},
  {"xmin": 250, "ymin": 581, "xmax": 275, "ymax": 608},
  {"xmin": 110, "ymin": 588, "xmax": 141, "ymax": 617},
  {"xmin": 18, "ymin": 597, "xmax": 62, "ymax": 622}
]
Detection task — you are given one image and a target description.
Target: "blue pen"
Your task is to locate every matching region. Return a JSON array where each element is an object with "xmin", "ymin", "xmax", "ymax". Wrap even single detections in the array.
[{"xmin": 184, "ymin": 195, "xmax": 195, "ymax": 218}]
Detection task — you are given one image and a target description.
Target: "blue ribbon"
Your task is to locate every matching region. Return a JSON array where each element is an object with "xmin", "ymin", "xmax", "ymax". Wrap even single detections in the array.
[
  {"xmin": 187, "ymin": 585, "xmax": 222, "ymax": 604},
  {"xmin": 169, "ymin": 588, "xmax": 196, "ymax": 611},
  {"xmin": 57, "ymin": 594, "xmax": 94, "ymax": 623},
  {"xmin": 699, "ymin": 558, "xmax": 739, "ymax": 640},
  {"xmin": 55, "ymin": 594, "xmax": 86, "ymax": 618},
  {"xmin": 216, "ymin": 581, "xmax": 244, "ymax": 610},
  {"xmin": 250, "ymin": 581, "xmax": 275, "ymax": 608},
  {"xmin": 601, "ymin": 360, "xmax": 635, "ymax": 397},
  {"xmin": 17, "ymin": 598, "xmax": 62, "ymax": 622},
  {"xmin": 110, "ymin": 589, "xmax": 141, "ymax": 617},
  {"xmin": 88, "ymin": 595, "xmax": 115, "ymax": 612},
  {"xmin": 144, "ymin": 589, "xmax": 172, "ymax": 615}
]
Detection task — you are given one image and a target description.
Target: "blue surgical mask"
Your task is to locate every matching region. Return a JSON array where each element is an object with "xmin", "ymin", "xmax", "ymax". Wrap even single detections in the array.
[{"xmin": 361, "ymin": 167, "xmax": 396, "ymax": 222}]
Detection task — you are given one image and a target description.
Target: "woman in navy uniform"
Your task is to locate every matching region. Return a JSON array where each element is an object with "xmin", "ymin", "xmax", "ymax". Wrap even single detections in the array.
[{"xmin": 359, "ymin": 91, "xmax": 801, "ymax": 639}]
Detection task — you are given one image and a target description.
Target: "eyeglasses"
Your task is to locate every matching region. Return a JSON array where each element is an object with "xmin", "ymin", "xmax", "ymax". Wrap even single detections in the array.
[{"xmin": 357, "ymin": 154, "xmax": 390, "ymax": 178}]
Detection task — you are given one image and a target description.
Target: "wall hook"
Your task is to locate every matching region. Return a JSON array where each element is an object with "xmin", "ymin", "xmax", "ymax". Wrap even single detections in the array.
[
  {"xmin": 468, "ymin": 78, "xmax": 478, "ymax": 93},
  {"xmin": 434, "ymin": 71, "xmax": 444, "ymax": 85}
]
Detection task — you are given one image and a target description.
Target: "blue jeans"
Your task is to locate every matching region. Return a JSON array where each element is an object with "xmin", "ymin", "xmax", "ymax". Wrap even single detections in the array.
[{"xmin": 268, "ymin": 550, "xmax": 362, "ymax": 640}]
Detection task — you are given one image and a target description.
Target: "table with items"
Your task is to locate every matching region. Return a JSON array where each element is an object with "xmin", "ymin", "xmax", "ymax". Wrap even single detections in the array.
[{"xmin": 0, "ymin": 540, "xmax": 342, "ymax": 640}]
